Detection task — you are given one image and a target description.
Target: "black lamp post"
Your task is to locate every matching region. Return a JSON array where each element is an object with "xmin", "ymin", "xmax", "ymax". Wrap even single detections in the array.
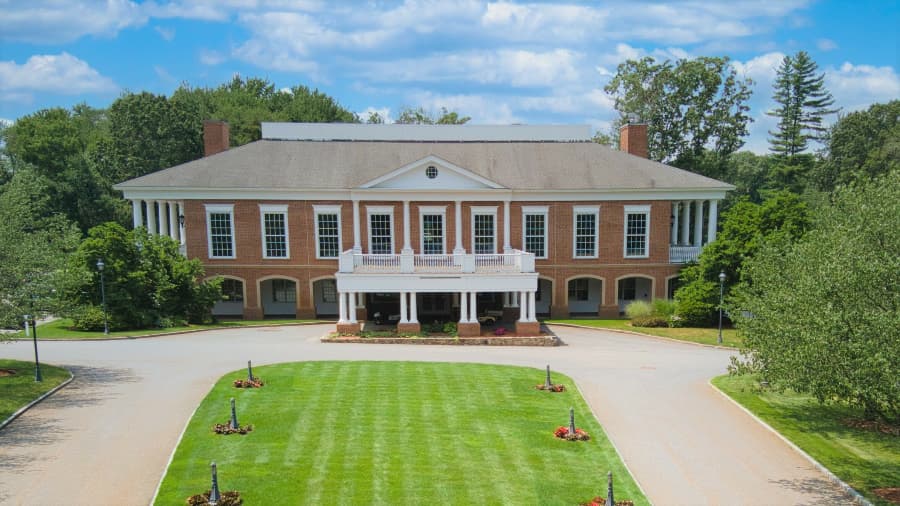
[
  {"xmin": 97, "ymin": 259, "xmax": 109, "ymax": 335},
  {"xmin": 24, "ymin": 314, "xmax": 42, "ymax": 382},
  {"xmin": 717, "ymin": 271, "xmax": 726, "ymax": 345}
]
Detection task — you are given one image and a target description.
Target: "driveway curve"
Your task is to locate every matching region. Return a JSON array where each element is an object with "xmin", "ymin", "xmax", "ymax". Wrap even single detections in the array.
[{"xmin": 0, "ymin": 324, "xmax": 852, "ymax": 505}]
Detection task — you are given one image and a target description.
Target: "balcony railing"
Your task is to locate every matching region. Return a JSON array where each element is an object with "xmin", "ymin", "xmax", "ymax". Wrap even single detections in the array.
[
  {"xmin": 669, "ymin": 245, "xmax": 702, "ymax": 263},
  {"xmin": 339, "ymin": 250, "xmax": 535, "ymax": 274}
]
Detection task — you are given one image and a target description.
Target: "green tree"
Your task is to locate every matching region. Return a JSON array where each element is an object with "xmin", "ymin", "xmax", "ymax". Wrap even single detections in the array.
[
  {"xmin": 732, "ymin": 170, "xmax": 900, "ymax": 421},
  {"xmin": 603, "ymin": 56, "xmax": 753, "ymax": 167},
  {"xmin": 64, "ymin": 222, "xmax": 222, "ymax": 330},
  {"xmin": 395, "ymin": 106, "xmax": 470, "ymax": 125},
  {"xmin": 767, "ymin": 51, "xmax": 839, "ymax": 158},
  {"xmin": 814, "ymin": 100, "xmax": 900, "ymax": 191}
]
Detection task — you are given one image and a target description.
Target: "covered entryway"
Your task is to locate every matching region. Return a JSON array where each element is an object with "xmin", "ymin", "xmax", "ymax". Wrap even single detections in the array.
[
  {"xmin": 260, "ymin": 277, "xmax": 297, "ymax": 317},
  {"xmin": 212, "ymin": 277, "xmax": 245, "ymax": 317},
  {"xmin": 567, "ymin": 277, "xmax": 603, "ymax": 316},
  {"xmin": 312, "ymin": 278, "xmax": 338, "ymax": 317},
  {"xmin": 536, "ymin": 278, "xmax": 552, "ymax": 316},
  {"xmin": 617, "ymin": 276, "xmax": 653, "ymax": 313}
]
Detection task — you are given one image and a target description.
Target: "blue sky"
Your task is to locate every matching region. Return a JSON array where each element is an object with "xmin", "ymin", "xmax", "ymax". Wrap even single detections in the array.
[{"xmin": 1, "ymin": 0, "xmax": 897, "ymax": 153}]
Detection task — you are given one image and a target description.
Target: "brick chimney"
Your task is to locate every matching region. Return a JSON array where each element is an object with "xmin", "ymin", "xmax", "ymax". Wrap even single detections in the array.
[
  {"xmin": 203, "ymin": 120, "xmax": 230, "ymax": 157},
  {"xmin": 619, "ymin": 123, "xmax": 648, "ymax": 159}
]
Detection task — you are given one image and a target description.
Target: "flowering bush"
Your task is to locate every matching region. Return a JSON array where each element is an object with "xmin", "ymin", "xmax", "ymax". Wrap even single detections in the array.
[
  {"xmin": 579, "ymin": 497, "xmax": 634, "ymax": 506},
  {"xmin": 535, "ymin": 383, "xmax": 566, "ymax": 392},
  {"xmin": 233, "ymin": 378, "xmax": 264, "ymax": 388},
  {"xmin": 186, "ymin": 490, "xmax": 242, "ymax": 505},
  {"xmin": 494, "ymin": 327, "xmax": 507, "ymax": 336},
  {"xmin": 554, "ymin": 426, "xmax": 590, "ymax": 441},
  {"xmin": 213, "ymin": 422, "xmax": 253, "ymax": 435}
]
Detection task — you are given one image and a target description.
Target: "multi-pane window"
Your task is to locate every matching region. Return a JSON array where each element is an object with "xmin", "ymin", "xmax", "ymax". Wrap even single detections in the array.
[
  {"xmin": 568, "ymin": 278, "xmax": 589, "ymax": 301},
  {"xmin": 523, "ymin": 209, "xmax": 548, "ymax": 258},
  {"xmin": 624, "ymin": 206, "xmax": 650, "ymax": 257},
  {"xmin": 473, "ymin": 213, "xmax": 495, "ymax": 254},
  {"xmin": 261, "ymin": 209, "xmax": 288, "ymax": 258},
  {"xmin": 422, "ymin": 213, "xmax": 444, "ymax": 254},
  {"xmin": 315, "ymin": 207, "xmax": 341, "ymax": 259},
  {"xmin": 206, "ymin": 205, "xmax": 235, "ymax": 258},
  {"xmin": 574, "ymin": 208, "xmax": 599, "ymax": 258},
  {"xmin": 321, "ymin": 280, "xmax": 337, "ymax": 303},
  {"xmin": 221, "ymin": 279, "xmax": 244, "ymax": 302},
  {"xmin": 369, "ymin": 213, "xmax": 393, "ymax": 254},
  {"xmin": 621, "ymin": 278, "xmax": 636, "ymax": 300},
  {"xmin": 271, "ymin": 279, "xmax": 296, "ymax": 303}
]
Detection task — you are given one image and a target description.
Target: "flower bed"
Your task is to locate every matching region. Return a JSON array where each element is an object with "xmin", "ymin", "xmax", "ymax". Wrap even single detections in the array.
[
  {"xmin": 186, "ymin": 490, "xmax": 242, "ymax": 505},
  {"xmin": 579, "ymin": 497, "xmax": 634, "ymax": 506},
  {"xmin": 535, "ymin": 383, "xmax": 566, "ymax": 392},
  {"xmin": 213, "ymin": 422, "xmax": 253, "ymax": 435},
  {"xmin": 554, "ymin": 426, "xmax": 590, "ymax": 441},
  {"xmin": 233, "ymin": 378, "xmax": 264, "ymax": 388}
]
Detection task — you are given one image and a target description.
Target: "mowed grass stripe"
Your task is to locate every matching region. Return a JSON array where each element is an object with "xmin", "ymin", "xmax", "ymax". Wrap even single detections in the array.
[{"xmin": 155, "ymin": 361, "xmax": 648, "ymax": 505}]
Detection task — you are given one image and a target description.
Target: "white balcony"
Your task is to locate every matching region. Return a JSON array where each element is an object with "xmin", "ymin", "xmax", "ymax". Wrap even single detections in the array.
[
  {"xmin": 669, "ymin": 245, "xmax": 702, "ymax": 263},
  {"xmin": 339, "ymin": 250, "xmax": 535, "ymax": 275}
]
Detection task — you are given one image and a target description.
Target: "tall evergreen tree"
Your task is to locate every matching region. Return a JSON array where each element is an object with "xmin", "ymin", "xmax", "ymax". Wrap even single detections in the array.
[{"xmin": 767, "ymin": 51, "xmax": 839, "ymax": 158}]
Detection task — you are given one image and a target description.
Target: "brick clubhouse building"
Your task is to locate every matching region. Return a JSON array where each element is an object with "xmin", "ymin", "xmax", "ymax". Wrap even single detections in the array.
[{"xmin": 115, "ymin": 121, "xmax": 731, "ymax": 336}]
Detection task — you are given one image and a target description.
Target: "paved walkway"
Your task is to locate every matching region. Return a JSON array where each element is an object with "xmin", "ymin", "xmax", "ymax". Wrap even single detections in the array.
[{"xmin": 0, "ymin": 325, "xmax": 852, "ymax": 505}]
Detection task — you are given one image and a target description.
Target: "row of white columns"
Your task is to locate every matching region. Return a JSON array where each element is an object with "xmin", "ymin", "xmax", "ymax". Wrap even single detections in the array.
[
  {"xmin": 337, "ymin": 292, "xmax": 365, "ymax": 324},
  {"xmin": 350, "ymin": 199, "xmax": 514, "ymax": 254},
  {"xmin": 336, "ymin": 290, "xmax": 537, "ymax": 324},
  {"xmin": 671, "ymin": 200, "xmax": 718, "ymax": 247},
  {"xmin": 131, "ymin": 199, "xmax": 185, "ymax": 244}
]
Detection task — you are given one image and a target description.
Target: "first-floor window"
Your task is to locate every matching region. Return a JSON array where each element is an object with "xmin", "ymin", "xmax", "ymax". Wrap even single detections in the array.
[
  {"xmin": 523, "ymin": 209, "xmax": 548, "ymax": 258},
  {"xmin": 568, "ymin": 279, "xmax": 589, "ymax": 301},
  {"xmin": 316, "ymin": 210, "xmax": 340, "ymax": 258},
  {"xmin": 624, "ymin": 206, "xmax": 650, "ymax": 258},
  {"xmin": 422, "ymin": 213, "xmax": 444, "ymax": 254},
  {"xmin": 272, "ymin": 279, "xmax": 296, "ymax": 303},
  {"xmin": 321, "ymin": 280, "xmax": 337, "ymax": 303},
  {"xmin": 206, "ymin": 205, "xmax": 235, "ymax": 258},
  {"xmin": 262, "ymin": 210, "xmax": 288, "ymax": 258},
  {"xmin": 621, "ymin": 278, "xmax": 636, "ymax": 300},
  {"xmin": 221, "ymin": 279, "xmax": 244, "ymax": 302}
]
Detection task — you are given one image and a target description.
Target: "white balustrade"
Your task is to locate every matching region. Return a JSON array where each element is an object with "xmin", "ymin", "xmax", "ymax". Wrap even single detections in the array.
[
  {"xmin": 669, "ymin": 246, "xmax": 702, "ymax": 263},
  {"xmin": 341, "ymin": 250, "xmax": 535, "ymax": 274}
]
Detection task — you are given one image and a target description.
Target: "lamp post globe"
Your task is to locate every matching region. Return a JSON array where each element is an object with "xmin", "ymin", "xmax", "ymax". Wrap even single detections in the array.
[
  {"xmin": 717, "ymin": 271, "xmax": 726, "ymax": 345},
  {"xmin": 97, "ymin": 259, "xmax": 109, "ymax": 335}
]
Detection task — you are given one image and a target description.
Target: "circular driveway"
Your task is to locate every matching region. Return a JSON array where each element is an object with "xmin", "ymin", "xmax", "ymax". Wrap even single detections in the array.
[{"xmin": 0, "ymin": 324, "xmax": 851, "ymax": 505}]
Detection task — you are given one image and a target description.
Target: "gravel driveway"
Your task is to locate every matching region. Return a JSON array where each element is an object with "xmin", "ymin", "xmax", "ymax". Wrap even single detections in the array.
[{"xmin": 0, "ymin": 324, "xmax": 852, "ymax": 505}]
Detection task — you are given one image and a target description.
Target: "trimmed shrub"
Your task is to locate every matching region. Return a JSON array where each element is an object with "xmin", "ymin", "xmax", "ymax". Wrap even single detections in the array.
[
  {"xmin": 71, "ymin": 305, "xmax": 112, "ymax": 331},
  {"xmin": 651, "ymin": 298, "xmax": 677, "ymax": 318},
  {"xmin": 631, "ymin": 315, "xmax": 669, "ymax": 327},
  {"xmin": 673, "ymin": 280, "xmax": 718, "ymax": 327},
  {"xmin": 624, "ymin": 300, "xmax": 654, "ymax": 318},
  {"xmin": 442, "ymin": 322, "xmax": 458, "ymax": 335}
]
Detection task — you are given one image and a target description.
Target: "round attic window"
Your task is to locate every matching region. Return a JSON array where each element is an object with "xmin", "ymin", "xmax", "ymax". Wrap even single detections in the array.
[{"xmin": 425, "ymin": 165, "xmax": 438, "ymax": 179}]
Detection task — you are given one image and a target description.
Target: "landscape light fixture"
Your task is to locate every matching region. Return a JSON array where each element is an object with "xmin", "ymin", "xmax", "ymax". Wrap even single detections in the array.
[
  {"xmin": 717, "ymin": 271, "xmax": 726, "ymax": 345},
  {"xmin": 97, "ymin": 259, "xmax": 109, "ymax": 335}
]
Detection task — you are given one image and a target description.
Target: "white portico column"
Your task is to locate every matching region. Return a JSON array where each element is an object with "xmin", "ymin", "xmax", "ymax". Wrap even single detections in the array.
[
  {"xmin": 502, "ymin": 292, "xmax": 510, "ymax": 307},
  {"xmin": 454, "ymin": 200, "xmax": 464, "ymax": 254},
  {"xmin": 469, "ymin": 292, "xmax": 477, "ymax": 322},
  {"xmin": 459, "ymin": 290, "xmax": 468, "ymax": 323},
  {"xmin": 159, "ymin": 202, "xmax": 169, "ymax": 237},
  {"xmin": 132, "ymin": 200, "xmax": 143, "ymax": 229},
  {"xmin": 402, "ymin": 201, "xmax": 412, "ymax": 253},
  {"xmin": 409, "ymin": 292, "xmax": 418, "ymax": 323},
  {"xmin": 680, "ymin": 200, "xmax": 690, "ymax": 246},
  {"xmin": 517, "ymin": 291, "xmax": 527, "ymax": 322},
  {"xmin": 348, "ymin": 293, "xmax": 357, "ymax": 323},
  {"xmin": 400, "ymin": 291, "xmax": 409, "ymax": 323},
  {"xmin": 147, "ymin": 201, "xmax": 157, "ymax": 235},
  {"xmin": 168, "ymin": 201, "xmax": 178, "ymax": 240},
  {"xmin": 707, "ymin": 200, "xmax": 718, "ymax": 244},
  {"xmin": 352, "ymin": 200, "xmax": 361, "ymax": 253},
  {"xmin": 671, "ymin": 202, "xmax": 679, "ymax": 245},
  {"xmin": 693, "ymin": 200, "xmax": 704, "ymax": 247},
  {"xmin": 338, "ymin": 291, "xmax": 348, "ymax": 323},
  {"xmin": 511, "ymin": 291, "xmax": 519, "ymax": 307},
  {"xmin": 503, "ymin": 200, "xmax": 512, "ymax": 252},
  {"xmin": 528, "ymin": 291, "xmax": 537, "ymax": 321}
]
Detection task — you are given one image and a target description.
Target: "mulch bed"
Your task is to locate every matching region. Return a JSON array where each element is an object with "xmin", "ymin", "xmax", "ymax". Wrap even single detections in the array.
[
  {"xmin": 0, "ymin": 369, "xmax": 17, "ymax": 377},
  {"xmin": 843, "ymin": 418, "xmax": 900, "ymax": 436},
  {"xmin": 580, "ymin": 498, "xmax": 634, "ymax": 506},
  {"xmin": 186, "ymin": 490, "xmax": 242, "ymax": 505},
  {"xmin": 874, "ymin": 488, "xmax": 900, "ymax": 504}
]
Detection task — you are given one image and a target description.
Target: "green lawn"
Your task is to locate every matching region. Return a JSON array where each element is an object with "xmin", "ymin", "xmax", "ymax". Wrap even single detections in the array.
[
  {"xmin": 10, "ymin": 318, "xmax": 324, "ymax": 340},
  {"xmin": 0, "ymin": 359, "xmax": 71, "ymax": 421},
  {"xmin": 713, "ymin": 374, "xmax": 899, "ymax": 506},
  {"xmin": 156, "ymin": 361, "xmax": 647, "ymax": 505},
  {"xmin": 546, "ymin": 318, "xmax": 743, "ymax": 347}
]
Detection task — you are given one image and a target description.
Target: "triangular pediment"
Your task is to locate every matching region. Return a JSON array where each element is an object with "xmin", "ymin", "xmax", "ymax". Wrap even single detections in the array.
[{"xmin": 359, "ymin": 155, "xmax": 506, "ymax": 190}]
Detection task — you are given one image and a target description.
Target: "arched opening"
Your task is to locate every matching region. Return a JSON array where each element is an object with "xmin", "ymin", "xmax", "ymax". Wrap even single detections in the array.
[
  {"xmin": 311, "ymin": 278, "xmax": 338, "ymax": 318},
  {"xmin": 567, "ymin": 276, "xmax": 603, "ymax": 316},
  {"xmin": 212, "ymin": 277, "xmax": 245, "ymax": 317},
  {"xmin": 666, "ymin": 275, "xmax": 682, "ymax": 300},
  {"xmin": 536, "ymin": 278, "xmax": 553, "ymax": 316},
  {"xmin": 260, "ymin": 277, "xmax": 297, "ymax": 318},
  {"xmin": 616, "ymin": 276, "xmax": 653, "ymax": 314}
]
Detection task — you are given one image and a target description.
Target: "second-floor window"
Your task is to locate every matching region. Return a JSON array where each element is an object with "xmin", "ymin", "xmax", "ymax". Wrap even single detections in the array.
[
  {"xmin": 573, "ymin": 207, "xmax": 599, "ymax": 258},
  {"xmin": 422, "ymin": 214, "xmax": 444, "ymax": 254},
  {"xmin": 624, "ymin": 205, "xmax": 651, "ymax": 258},
  {"xmin": 260, "ymin": 205, "xmax": 289, "ymax": 258},
  {"xmin": 206, "ymin": 204, "xmax": 235, "ymax": 259},
  {"xmin": 314, "ymin": 205, "xmax": 341, "ymax": 259},
  {"xmin": 522, "ymin": 207, "xmax": 548, "ymax": 259},
  {"xmin": 472, "ymin": 208, "xmax": 496, "ymax": 254},
  {"xmin": 368, "ymin": 209, "xmax": 393, "ymax": 254}
]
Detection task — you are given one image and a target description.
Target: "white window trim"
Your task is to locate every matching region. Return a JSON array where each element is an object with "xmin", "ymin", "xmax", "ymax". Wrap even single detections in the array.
[
  {"xmin": 313, "ymin": 204, "xmax": 342, "ymax": 259},
  {"xmin": 471, "ymin": 206, "xmax": 498, "ymax": 255},
  {"xmin": 205, "ymin": 204, "xmax": 236, "ymax": 259},
  {"xmin": 366, "ymin": 205, "xmax": 395, "ymax": 255},
  {"xmin": 259, "ymin": 204, "xmax": 290, "ymax": 259},
  {"xmin": 419, "ymin": 205, "xmax": 447, "ymax": 254},
  {"xmin": 522, "ymin": 206, "xmax": 549, "ymax": 260},
  {"xmin": 624, "ymin": 205, "xmax": 651, "ymax": 259},
  {"xmin": 572, "ymin": 206, "xmax": 600, "ymax": 259}
]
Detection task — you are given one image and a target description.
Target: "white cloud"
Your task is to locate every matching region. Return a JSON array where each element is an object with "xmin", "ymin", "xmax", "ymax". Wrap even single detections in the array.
[
  {"xmin": 154, "ymin": 26, "xmax": 175, "ymax": 41},
  {"xmin": 358, "ymin": 106, "xmax": 393, "ymax": 123},
  {"xmin": 817, "ymin": 38, "xmax": 838, "ymax": 51},
  {"xmin": 0, "ymin": 0, "xmax": 147, "ymax": 43},
  {"xmin": 732, "ymin": 52, "xmax": 786, "ymax": 86},
  {"xmin": 199, "ymin": 49, "xmax": 226, "ymax": 66},
  {"xmin": 409, "ymin": 91, "xmax": 522, "ymax": 124},
  {"xmin": 153, "ymin": 65, "xmax": 176, "ymax": 83},
  {"xmin": 827, "ymin": 62, "xmax": 900, "ymax": 110},
  {"xmin": 0, "ymin": 53, "xmax": 118, "ymax": 96}
]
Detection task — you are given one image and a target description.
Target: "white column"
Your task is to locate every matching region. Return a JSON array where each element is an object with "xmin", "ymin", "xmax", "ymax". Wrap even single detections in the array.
[
  {"xmin": 352, "ymin": 200, "xmax": 361, "ymax": 252},
  {"xmin": 671, "ymin": 202, "xmax": 679, "ymax": 246},
  {"xmin": 453, "ymin": 200, "xmax": 464, "ymax": 254},
  {"xmin": 409, "ymin": 292, "xmax": 418, "ymax": 323},
  {"xmin": 178, "ymin": 202, "xmax": 186, "ymax": 245},
  {"xmin": 147, "ymin": 201, "xmax": 157, "ymax": 235},
  {"xmin": 693, "ymin": 200, "xmax": 704, "ymax": 247},
  {"xmin": 459, "ymin": 291, "xmax": 468, "ymax": 323},
  {"xmin": 400, "ymin": 291, "xmax": 409, "ymax": 323},
  {"xmin": 338, "ymin": 291, "xmax": 347, "ymax": 323},
  {"xmin": 707, "ymin": 200, "xmax": 718, "ymax": 244},
  {"xmin": 503, "ymin": 292, "xmax": 510, "ymax": 307},
  {"xmin": 168, "ymin": 201, "xmax": 178, "ymax": 240},
  {"xmin": 159, "ymin": 202, "xmax": 170, "ymax": 237},
  {"xmin": 528, "ymin": 291, "xmax": 537, "ymax": 321},
  {"xmin": 402, "ymin": 201, "xmax": 412, "ymax": 253},
  {"xmin": 518, "ymin": 291, "xmax": 527, "ymax": 322},
  {"xmin": 348, "ymin": 293, "xmax": 357, "ymax": 323},
  {"xmin": 132, "ymin": 200, "xmax": 142, "ymax": 229},
  {"xmin": 503, "ymin": 200, "xmax": 512, "ymax": 252},
  {"xmin": 469, "ymin": 292, "xmax": 477, "ymax": 322},
  {"xmin": 680, "ymin": 200, "xmax": 690, "ymax": 246},
  {"xmin": 511, "ymin": 291, "xmax": 519, "ymax": 308}
]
